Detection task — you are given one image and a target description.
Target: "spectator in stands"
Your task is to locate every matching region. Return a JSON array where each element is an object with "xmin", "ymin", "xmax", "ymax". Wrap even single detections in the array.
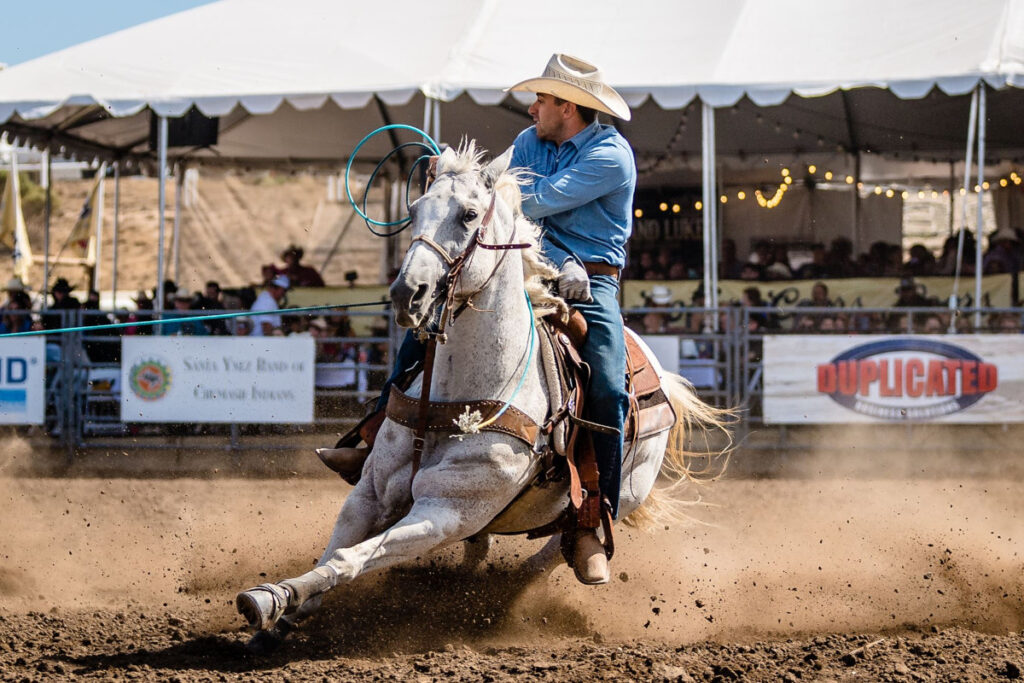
[
  {"xmin": 889, "ymin": 276, "xmax": 933, "ymax": 332},
  {"xmin": 0, "ymin": 290, "xmax": 32, "ymax": 334},
  {"xmin": 982, "ymin": 230, "xmax": 1021, "ymax": 275},
  {"xmin": 741, "ymin": 285, "xmax": 777, "ymax": 331},
  {"xmin": 804, "ymin": 281, "xmax": 833, "ymax": 308},
  {"xmin": 3, "ymin": 277, "xmax": 29, "ymax": 309},
  {"xmin": 825, "ymin": 237, "xmax": 861, "ymax": 277},
  {"xmin": 163, "ymin": 292, "xmax": 208, "ymax": 336},
  {"xmin": 160, "ymin": 280, "xmax": 179, "ymax": 311},
  {"xmin": 903, "ymin": 244, "xmax": 937, "ymax": 276},
  {"xmin": 795, "ymin": 245, "xmax": 829, "ymax": 279},
  {"xmin": 44, "ymin": 278, "xmax": 81, "ymax": 330},
  {"xmin": 922, "ymin": 313, "xmax": 945, "ymax": 334},
  {"xmin": 764, "ymin": 245, "xmax": 793, "ymax": 280},
  {"xmin": 988, "ymin": 311, "xmax": 1022, "ymax": 333},
  {"xmin": 638, "ymin": 285, "xmax": 675, "ymax": 334},
  {"xmin": 666, "ymin": 261, "xmax": 687, "ymax": 280},
  {"xmin": 309, "ymin": 317, "xmax": 342, "ymax": 362},
  {"xmin": 626, "ymin": 250, "xmax": 655, "ymax": 280},
  {"xmin": 250, "ymin": 274, "xmax": 289, "ymax": 336},
  {"xmin": 197, "ymin": 280, "xmax": 230, "ymax": 335},
  {"xmin": 739, "ymin": 262, "xmax": 764, "ymax": 281},
  {"xmin": 280, "ymin": 245, "xmax": 326, "ymax": 287}
]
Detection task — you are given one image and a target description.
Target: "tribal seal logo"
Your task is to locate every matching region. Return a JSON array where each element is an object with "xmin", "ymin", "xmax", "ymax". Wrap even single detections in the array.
[{"xmin": 129, "ymin": 358, "xmax": 171, "ymax": 401}]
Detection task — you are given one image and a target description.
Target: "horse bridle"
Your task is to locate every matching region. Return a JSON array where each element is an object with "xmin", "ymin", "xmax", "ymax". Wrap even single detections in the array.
[
  {"xmin": 404, "ymin": 185, "xmax": 532, "ymax": 486},
  {"xmin": 408, "ymin": 189, "xmax": 532, "ymax": 336}
]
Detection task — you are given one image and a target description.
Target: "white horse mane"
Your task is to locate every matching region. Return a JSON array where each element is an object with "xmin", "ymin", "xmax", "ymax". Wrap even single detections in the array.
[{"xmin": 442, "ymin": 141, "xmax": 568, "ymax": 321}]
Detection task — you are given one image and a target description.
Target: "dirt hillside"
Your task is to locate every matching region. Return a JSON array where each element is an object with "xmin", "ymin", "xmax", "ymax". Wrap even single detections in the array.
[{"xmin": 17, "ymin": 170, "xmax": 392, "ymax": 298}]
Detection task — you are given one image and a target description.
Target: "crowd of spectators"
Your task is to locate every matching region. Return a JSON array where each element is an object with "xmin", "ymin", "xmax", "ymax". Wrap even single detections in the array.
[{"xmin": 626, "ymin": 228, "xmax": 1024, "ymax": 283}]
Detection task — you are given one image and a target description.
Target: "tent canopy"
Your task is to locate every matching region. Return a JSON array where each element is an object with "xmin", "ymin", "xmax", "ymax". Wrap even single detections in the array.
[{"xmin": 0, "ymin": 0, "xmax": 1022, "ymax": 180}]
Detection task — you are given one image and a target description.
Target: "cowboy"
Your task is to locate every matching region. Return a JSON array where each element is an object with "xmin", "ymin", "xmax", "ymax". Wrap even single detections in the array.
[{"xmin": 321, "ymin": 54, "xmax": 636, "ymax": 585}]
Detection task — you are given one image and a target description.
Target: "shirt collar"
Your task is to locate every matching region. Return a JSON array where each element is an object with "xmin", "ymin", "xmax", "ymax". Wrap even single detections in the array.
[{"xmin": 562, "ymin": 120, "xmax": 602, "ymax": 152}]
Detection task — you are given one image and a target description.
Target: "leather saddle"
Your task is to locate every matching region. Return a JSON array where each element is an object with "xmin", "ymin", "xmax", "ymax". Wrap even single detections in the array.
[{"xmin": 384, "ymin": 308, "xmax": 677, "ymax": 486}]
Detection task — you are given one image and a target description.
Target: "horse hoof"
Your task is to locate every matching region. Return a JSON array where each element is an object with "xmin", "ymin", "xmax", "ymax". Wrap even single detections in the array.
[{"xmin": 236, "ymin": 583, "xmax": 289, "ymax": 631}]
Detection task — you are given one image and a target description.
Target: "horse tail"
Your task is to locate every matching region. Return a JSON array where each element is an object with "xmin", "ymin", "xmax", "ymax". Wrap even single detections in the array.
[{"xmin": 622, "ymin": 373, "xmax": 735, "ymax": 530}]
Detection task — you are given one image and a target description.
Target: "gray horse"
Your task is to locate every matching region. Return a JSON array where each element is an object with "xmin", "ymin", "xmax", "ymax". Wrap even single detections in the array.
[{"xmin": 235, "ymin": 143, "xmax": 729, "ymax": 649}]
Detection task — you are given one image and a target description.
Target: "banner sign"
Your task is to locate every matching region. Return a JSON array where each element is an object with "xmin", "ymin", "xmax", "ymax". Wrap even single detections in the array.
[
  {"xmin": 121, "ymin": 337, "xmax": 314, "ymax": 423},
  {"xmin": 623, "ymin": 274, "xmax": 1013, "ymax": 309},
  {"xmin": 0, "ymin": 337, "xmax": 45, "ymax": 425},
  {"xmin": 763, "ymin": 334, "xmax": 1024, "ymax": 423}
]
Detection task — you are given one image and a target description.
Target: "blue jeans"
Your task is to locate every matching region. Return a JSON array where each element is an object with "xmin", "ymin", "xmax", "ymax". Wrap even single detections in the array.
[{"xmin": 379, "ymin": 274, "xmax": 628, "ymax": 517}]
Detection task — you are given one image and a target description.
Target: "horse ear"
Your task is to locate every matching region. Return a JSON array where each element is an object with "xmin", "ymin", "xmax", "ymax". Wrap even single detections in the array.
[
  {"xmin": 436, "ymin": 146, "xmax": 459, "ymax": 175},
  {"xmin": 482, "ymin": 146, "xmax": 514, "ymax": 187}
]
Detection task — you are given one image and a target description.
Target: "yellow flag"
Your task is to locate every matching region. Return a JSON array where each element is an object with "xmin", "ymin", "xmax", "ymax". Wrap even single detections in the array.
[
  {"xmin": 67, "ymin": 170, "xmax": 103, "ymax": 265},
  {"xmin": 1, "ymin": 156, "xmax": 33, "ymax": 285}
]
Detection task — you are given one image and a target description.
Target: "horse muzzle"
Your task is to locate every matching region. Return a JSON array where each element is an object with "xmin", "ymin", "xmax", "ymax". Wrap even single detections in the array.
[{"xmin": 389, "ymin": 277, "xmax": 438, "ymax": 329}]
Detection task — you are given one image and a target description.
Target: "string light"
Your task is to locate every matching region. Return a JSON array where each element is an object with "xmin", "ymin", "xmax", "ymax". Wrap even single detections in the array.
[
  {"xmin": 781, "ymin": 168, "xmax": 790, "ymax": 177},
  {"xmin": 784, "ymin": 176, "xmax": 793, "ymax": 185},
  {"xmin": 755, "ymin": 187, "xmax": 785, "ymax": 209},
  {"xmin": 659, "ymin": 202, "xmax": 668, "ymax": 211},
  {"xmin": 982, "ymin": 181, "xmax": 990, "ymax": 190},
  {"xmin": 824, "ymin": 171, "xmax": 833, "ymax": 180},
  {"xmin": 720, "ymin": 195, "xmax": 728, "ymax": 204},
  {"xmin": 737, "ymin": 190, "xmax": 746, "ymax": 200},
  {"xmin": 846, "ymin": 175, "xmax": 855, "ymax": 184},
  {"xmin": 634, "ymin": 208, "xmax": 643, "ymax": 218},
  {"xmin": 1000, "ymin": 178, "xmax": 1008, "ymax": 187},
  {"xmin": 694, "ymin": 200, "xmax": 703, "ymax": 210},
  {"xmin": 932, "ymin": 191, "xmax": 939, "ymax": 198},
  {"xmin": 807, "ymin": 164, "xmax": 817, "ymax": 174},
  {"xmin": 874, "ymin": 186, "xmax": 882, "ymax": 195},
  {"xmin": 885, "ymin": 188, "xmax": 894, "ymax": 198},
  {"xmin": 671, "ymin": 203, "xmax": 680, "ymax": 213},
  {"xmin": 918, "ymin": 190, "xmax": 926, "ymax": 198}
]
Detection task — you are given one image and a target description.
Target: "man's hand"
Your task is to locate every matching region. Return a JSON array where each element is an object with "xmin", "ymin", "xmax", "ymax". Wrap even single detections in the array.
[{"xmin": 558, "ymin": 261, "xmax": 593, "ymax": 303}]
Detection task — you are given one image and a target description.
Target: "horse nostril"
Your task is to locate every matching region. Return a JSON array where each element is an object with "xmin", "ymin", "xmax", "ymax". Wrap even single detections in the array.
[{"xmin": 411, "ymin": 284, "xmax": 428, "ymax": 305}]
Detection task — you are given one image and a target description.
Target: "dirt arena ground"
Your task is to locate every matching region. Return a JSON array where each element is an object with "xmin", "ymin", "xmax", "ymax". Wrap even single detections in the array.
[{"xmin": 1, "ymin": 445, "xmax": 1023, "ymax": 681}]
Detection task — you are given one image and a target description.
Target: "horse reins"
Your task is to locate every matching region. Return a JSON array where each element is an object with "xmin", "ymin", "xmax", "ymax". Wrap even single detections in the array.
[{"xmin": 407, "ymin": 187, "xmax": 532, "ymax": 486}]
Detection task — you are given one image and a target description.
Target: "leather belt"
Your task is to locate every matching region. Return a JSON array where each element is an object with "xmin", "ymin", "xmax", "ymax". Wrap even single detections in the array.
[{"xmin": 583, "ymin": 262, "xmax": 620, "ymax": 279}]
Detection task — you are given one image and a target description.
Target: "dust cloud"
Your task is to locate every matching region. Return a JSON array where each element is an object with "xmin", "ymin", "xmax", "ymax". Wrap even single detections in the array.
[{"xmin": 0, "ymin": 437, "xmax": 1021, "ymax": 651}]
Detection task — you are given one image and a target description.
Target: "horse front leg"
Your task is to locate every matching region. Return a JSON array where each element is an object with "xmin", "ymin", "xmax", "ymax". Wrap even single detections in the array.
[{"xmin": 238, "ymin": 448, "xmax": 526, "ymax": 636}]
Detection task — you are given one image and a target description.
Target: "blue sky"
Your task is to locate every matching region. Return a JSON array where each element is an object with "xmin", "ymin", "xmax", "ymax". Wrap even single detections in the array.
[{"xmin": 1, "ymin": 1, "xmax": 217, "ymax": 66}]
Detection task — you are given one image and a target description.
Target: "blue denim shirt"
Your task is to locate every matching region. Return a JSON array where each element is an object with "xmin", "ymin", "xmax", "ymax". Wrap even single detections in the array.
[{"xmin": 510, "ymin": 121, "xmax": 636, "ymax": 269}]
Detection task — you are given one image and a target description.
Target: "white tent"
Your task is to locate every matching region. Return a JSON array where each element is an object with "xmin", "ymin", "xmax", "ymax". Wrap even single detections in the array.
[{"xmin": 1, "ymin": 0, "xmax": 1022, "ymax": 310}]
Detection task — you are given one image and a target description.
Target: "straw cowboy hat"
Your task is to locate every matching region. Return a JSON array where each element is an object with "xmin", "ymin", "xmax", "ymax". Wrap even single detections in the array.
[{"xmin": 506, "ymin": 53, "xmax": 631, "ymax": 121}]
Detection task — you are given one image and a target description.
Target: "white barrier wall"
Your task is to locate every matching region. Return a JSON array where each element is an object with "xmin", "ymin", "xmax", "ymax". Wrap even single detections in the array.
[
  {"xmin": 0, "ymin": 337, "xmax": 46, "ymax": 425},
  {"xmin": 121, "ymin": 337, "xmax": 315, "ymax": 423},
  {"xmin": 764, "ymin": 335, "xmax": 1024, "ymax": 424}
]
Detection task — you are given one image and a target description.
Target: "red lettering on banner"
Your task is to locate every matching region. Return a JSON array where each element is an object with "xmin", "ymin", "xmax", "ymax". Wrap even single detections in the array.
[
  {"xmin": 906, "ymin": 359, "xmax": 924, "ymax": 397},
  {"xmin": 858, "ymin": 360, "xmax": 879, "ymax": 395},
  {"xmin": 978, "ymin": 363, "xmax": 998, "ymax": 392},
  {"xmin": 879, "ymin": 359, "xmax": 903, "ymax": 397},
  {"xmin": 925, "ymin": 361, "xmax": 946, "ymax": 396},
  {"xmin": 838, "ymin": 361, "xmax": 857, "ymax": 395},
  {"xmin": 962, "ymin": 360, "xmax": 978, "ymax": 395},
  {"xmin": 817, "ymin": 365, "xmax": 836, "ymax": 393},
  {"xmin": 943, "ymin": 360, "xmax": 960, "ymax": 396}
]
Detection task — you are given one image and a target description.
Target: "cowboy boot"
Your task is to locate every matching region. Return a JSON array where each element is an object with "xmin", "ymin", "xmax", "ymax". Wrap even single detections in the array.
[
  {"xmin": 316, "ymin": 410, "xmax": 385, "ymax": 484},
  {"xmin": 571, "ymin": 528, "xmax": 610, "ymax": 585}
]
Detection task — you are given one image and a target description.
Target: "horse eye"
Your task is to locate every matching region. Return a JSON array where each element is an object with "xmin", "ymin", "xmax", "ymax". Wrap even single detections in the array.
[{"xmin": 463, "ymin": 208, "xmax": 478, "ymax": 224}]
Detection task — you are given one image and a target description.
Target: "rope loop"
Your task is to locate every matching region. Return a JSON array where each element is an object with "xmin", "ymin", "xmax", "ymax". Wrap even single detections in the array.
[{"xmin": 344, "ymin": 125, "xmax": 441, "ymax": 237}]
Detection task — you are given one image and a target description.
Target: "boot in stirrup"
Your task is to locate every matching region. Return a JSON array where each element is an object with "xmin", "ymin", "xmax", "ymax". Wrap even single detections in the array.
[
  {"xmin": 317, "ymin": 409, "xmax": 385, "ymax": 484},
  {"xmin": 571, "ymin": 527, "xmax": 610, "ymax": 585}
]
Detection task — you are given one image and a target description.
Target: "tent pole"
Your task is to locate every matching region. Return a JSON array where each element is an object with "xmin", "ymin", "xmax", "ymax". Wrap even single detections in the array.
[
  {"xmin": 432, "ymin": 97, "xmax": 441, "ymax": 144},
  {"xmin": 974, "ymin": 85, "xmax": 987, "ymax": 329},
  {"xmin": 422, "ymin": 97, "xmax": 432, "ymax": 141},
  {"xmin": 156, "ymin": 115, "xmax": 168, "ymax": 314},
  {"xmin": 172, "ymin": 162, "xmax": 183, "ymax": 284},
  {"xmin": 709, "ymin": 105, "xmax": 719, "ymax": 322},
  {"xmin": 701, "ymin": 100, "xmax": 714, "ymax": 333},
  {"xmin": 112, "ymin": 161, "xmax": 120, "ymax": 307},
  {"xmin": 949, "ymin": 87, "xmax": 978, "ymax": 331},
  {"xmin": 42, "ymin": 148, "xmax": 51, "ymax": 310},
  {"xmin": 852, "ymin": 152, "xmax": 862, "ymax": 255},
  {"xmin": 93, "ymin": 163, "xmax": 106, "ymax": 292}
]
